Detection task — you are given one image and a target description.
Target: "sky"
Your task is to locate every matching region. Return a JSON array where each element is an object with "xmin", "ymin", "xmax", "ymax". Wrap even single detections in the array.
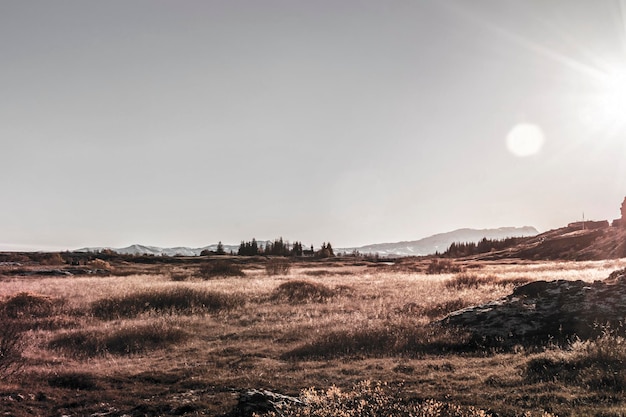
[{"xmin": 2, "ymin": 0, "xmax": 626, "ymax": 251}]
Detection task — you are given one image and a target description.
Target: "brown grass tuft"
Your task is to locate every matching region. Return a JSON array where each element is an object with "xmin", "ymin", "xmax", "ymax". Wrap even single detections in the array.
[
  {"xmin": 283, "ymin": 324, "xmax": 474, "ymax": 359},
  {"xmin": 264, "ymin": 380, "xmax": 490, "ymax": 417},
  {"xmin": 48, "ymin": 372, "xmax": 98, "ymax": 390},
  {"xmin": 48, "ymin": 321, "xmax": 188, "ymax": 357},
  {"xmin": 90, "ymin": 287, "xmax": 243, "ymax": 320},
  {"xmin": 198, "ymin": 260, "xmax": 245, "ymax": 278},
  {"xmin": 266, "ymin": 258, "xmax": 292, "ymax": 276},
  {"xmin": 426, "ymin": 259, "xmax": 464, "ymax": 274},
  {"xmin": 272, "ymin": 280, "xmax": 336, "ymax": 303},
  {"xmin": 2, "ymin": 292, "xmax": 56, "ymax": 319}
]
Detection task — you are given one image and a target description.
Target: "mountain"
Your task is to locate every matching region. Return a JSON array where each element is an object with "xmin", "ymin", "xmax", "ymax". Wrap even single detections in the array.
[
  {"xmin": 339, "ymin": 226, "xmax": 539, "ymax": 257},
  {"xmin": 75, "ymin": 227, "xmax": 539, "ymax": 258},
  {"xmin": 76, "ymin": 243, "xmax": 241, "ymax": 257}
]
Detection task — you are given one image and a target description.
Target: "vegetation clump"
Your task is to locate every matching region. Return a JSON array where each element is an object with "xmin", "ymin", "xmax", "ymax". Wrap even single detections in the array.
[
  {"xmin": 90, "ymin": 287, "xmax": 243, "ymax": 320},
  {"xmin": 0, "ymin": 321, "xmax": 25, "ymax": 378},
  {"xmin": 1, "ymin": 292, "xmax": 56, "ymax": 319},
  {"xmin": 283, "ymin": 324, "xmax": 474, "ymax": 359},
  {"xmin": 263, "ymin": 380, "xmax": 491, "ymax": 417},
  {"xmin": 48, "ymin": 322, "xmax": 188, "ymax": 357},
  {"xmin": 48, "ymin": 372, "xmax": 98, "ymax": 390},
  {"xmin": 272, "ymin": 280, "xmax": 336, "ymax": 303},
  {"xmin": 426, "ymin": 259, "xmax": 464, "ymax": 274},
  {"xmin": 265, "ymin": 258, "xmax": 292, "ymax": 276},
  {"xmin": 525, "ymin": 330, "xmax": 626, "ymax": 392},
  {"xmin": 198, "ymin": 260, "xmax": 245, "ymax": 278}
]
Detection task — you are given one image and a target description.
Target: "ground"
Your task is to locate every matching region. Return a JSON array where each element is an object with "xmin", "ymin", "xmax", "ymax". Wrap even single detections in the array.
[{"xmin": 2, "ymin": 255, "xmax": 626, "ymax": 416}]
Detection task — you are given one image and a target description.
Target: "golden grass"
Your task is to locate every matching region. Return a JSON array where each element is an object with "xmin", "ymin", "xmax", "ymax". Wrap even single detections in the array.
[{"xmin": 1, "ymin": 257, "xmax": 626, "ymax": 416}]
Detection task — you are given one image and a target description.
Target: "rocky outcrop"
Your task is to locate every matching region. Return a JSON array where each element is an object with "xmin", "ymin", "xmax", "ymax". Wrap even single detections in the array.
[
  {"xmin": 440, "ymin": 268, "xmax": 626, "ymax": 346},
  {"xmin": 228, "ymin": 389, "xmax": 304, "ymax": 417}
]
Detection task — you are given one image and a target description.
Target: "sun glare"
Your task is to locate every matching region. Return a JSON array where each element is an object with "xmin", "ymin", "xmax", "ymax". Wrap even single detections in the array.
[
  {"xmin": 506, "ymin": 123, "xmax": 545, "ymax": 157},
  {"xmin": 597, "ymin": 71, "xmax": 626, "ymax": 125}
]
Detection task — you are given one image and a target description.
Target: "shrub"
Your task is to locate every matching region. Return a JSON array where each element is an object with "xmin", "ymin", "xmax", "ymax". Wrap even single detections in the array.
[
  {"xmin": 283, "ymin": 324, "xmax": 474, "ymax": 359},
  {"xmin": 426, "ymin": 259, "xmax": 464, "ymax": 274},
  {"xmin": 87, "ymin": 259, "xmax": 112, "ymax": 270},
  {"xmin": 272, "ymin": 280, "xmax": 335, "ymax": 303},
  {"xmin": 0, "ymin": 321, "xmax": 25, "ymax": 378},
  {"xmin": 1, "ymin": 292, "xmax": 56, "ymax": 319},
  {"xmin": 263, "ymin": 380, "xmax": 490, "ymax": 417},
  {"xmin": 39, "ymin": 252, "xmax": 65, "ymax": 266},
  {"xmin": 49, "ymin": 322, "xmax": 188, "ymax": 357},
  {"xmin": 48, "ymin": 372, "xmax": 98, "ymax": 390},
  {"xmin": 198, "ymin": 261, "xmax": 245, "ymax": 278},
  {"xmin": 444, "ymin": 274, "xmax": 497, "ymax": 290},
  {"xmin": 524, "ymin": 330, "xmax": 626, "ymax": 391},
  {"xmin": 90, "ymin": 287, "xmax": 243, "ymax": 320},
  {"xmin": 422, "ymin": 298, "xmax": 473, "ymax": 319},
  {"xmin": 266, "ymin": 258, "xmax": 292, "ymax": 276}
]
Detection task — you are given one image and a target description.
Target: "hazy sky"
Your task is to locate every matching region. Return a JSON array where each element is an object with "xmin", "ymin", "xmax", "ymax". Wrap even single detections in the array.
[{"xmin": 2, "ymin": 1, "xmax": 626, "ymax": 251}]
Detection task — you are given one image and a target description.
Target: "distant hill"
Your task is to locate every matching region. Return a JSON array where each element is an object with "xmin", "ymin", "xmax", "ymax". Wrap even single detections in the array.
[
  {"xmin": 338, "ymin": 226, "xmax": 539, "ymax": 257},
  {"xmin": 465, "ymin": 223, "xmax": 626, "ymax": 261},
  {"xmin": 75, "ymin": 243, "xmax": 242, "ymax": 257},
  {"xmin": 75, "ymin": 227, "xmax": 538, "ymax": 258}
]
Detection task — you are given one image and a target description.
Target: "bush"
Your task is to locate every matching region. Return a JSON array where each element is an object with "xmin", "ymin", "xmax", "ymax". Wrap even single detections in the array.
[
  {"xmin": 283, "ymin": 324, "xmax": 474, "ymax": 359},
  {"xmin": 272, "ymin": 280, "xmax": 335, "ymax": 303},
  {"xmin": 0, "ymin": 321, "xmax": 25, "ymax": 378},
  {"xmin": 524, "ymin": 330, "xmax": 626, "ymax": 391},
  {"xmin": 444, "ymin": 274, "xmax": 532, "ymax": 290},
  {"xmin": 90, "ymin": 287, "xmax": 243, "ymax": 320},
  {"xmin": 426, "ymin": 259, "xmax": 464, "ymax": 275},
  {"xmin": 49, "ymin": 322, "xmax": 188, "ymax": 357},
  {"xmin": 1, "ymin": 292, "xmax": 56, "ymax": 319},
  {"xmin": 422, "ymin": 298, "xmax": 473, "ymax": 318},
  {"xmin": 266, "ymin": 258, "xmax": 292, "ymax": 276},
  {"xmin": 444, "ymin": 274, "xmax": 497, "ymax": 290},
  {"xmin": 198, "ymin": 261, "xmax": 245, "ymax": 278},
  {"xmin": 263, "ymin": 380, "xmax": 490, "ymax": 417}
]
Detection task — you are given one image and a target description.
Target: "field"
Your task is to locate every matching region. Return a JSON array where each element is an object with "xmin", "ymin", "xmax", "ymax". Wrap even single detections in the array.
[{"xmin": 2, "ymin": 256, "xmax": 626, "ymax": 416}]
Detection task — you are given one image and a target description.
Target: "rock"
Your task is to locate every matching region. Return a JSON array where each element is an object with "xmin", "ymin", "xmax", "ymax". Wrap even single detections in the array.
[
  {"xmin": 230, "ymin": 389, "xmax": 304, "ymax": 416},
  {"xmin": 439, "ymin": 268, "xmax": 626, "ymax": 346}
]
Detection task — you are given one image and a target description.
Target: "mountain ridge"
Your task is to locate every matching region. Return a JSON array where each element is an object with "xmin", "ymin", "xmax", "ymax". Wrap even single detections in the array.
[{"xmin": 75, "ymin": 226, "xmax": 539, "ymax": 257}]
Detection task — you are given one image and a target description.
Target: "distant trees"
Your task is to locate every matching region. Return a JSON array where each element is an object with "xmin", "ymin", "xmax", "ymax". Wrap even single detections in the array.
[
  {"xmin": 441, "ymin": 237, "xmax": 525, "ymax": 258},
  {"xmin": 238, "ymin": 238, "xmax": 259, "ymax": 256},
  {"xmin": 236, "ymin": 238, "xmax": 332, "ymax": 258},
  {"xmin": 317, "ymin": 242, "xmax": 335, "ymax": 258}
]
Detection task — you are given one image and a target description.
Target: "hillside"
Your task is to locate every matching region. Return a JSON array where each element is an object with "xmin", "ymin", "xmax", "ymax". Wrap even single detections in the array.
[
  {"xmin": 465, "ymin": 224, "xmax": 626, "ymax": 261},
  {"xmin": 343, "ymin": 226, "xmax": 539, "ymax": 257}
]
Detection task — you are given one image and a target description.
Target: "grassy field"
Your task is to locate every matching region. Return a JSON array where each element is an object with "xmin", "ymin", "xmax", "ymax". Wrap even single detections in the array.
[{"xmin": 2, "ymin": 256, "xmax": 626, "ymax": 416}]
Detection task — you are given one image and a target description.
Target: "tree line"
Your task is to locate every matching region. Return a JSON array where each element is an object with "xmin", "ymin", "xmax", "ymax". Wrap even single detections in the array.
[
  {"xmin": 236, "ymin": 237, "xmax": 334, "ymax": 258},
  {"xmin": 440, "ymin": 236, "xmax": 526, "ymax": 258}
]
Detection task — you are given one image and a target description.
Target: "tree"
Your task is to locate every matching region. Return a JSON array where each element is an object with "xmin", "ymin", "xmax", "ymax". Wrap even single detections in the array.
[
  {"xmin": 216, "ymin": 241, "xmax": 226, "ymax": 255},
  {"xmin": 317, "ymin": 242, "xmax": 335, "ymax": 258}
]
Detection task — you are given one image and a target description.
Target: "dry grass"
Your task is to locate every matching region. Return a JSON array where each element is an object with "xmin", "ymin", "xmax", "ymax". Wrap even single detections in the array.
[
  {"xmin": 48, "ymin": 321, "xmax": 188, "ymax": 357},
  {"xmin": 90, "ymin": 287, "xmax": 243, "ymax": 319},
  {"xmin": 1, "ymin": 257, "xmax": 626, "ymax": 416}
]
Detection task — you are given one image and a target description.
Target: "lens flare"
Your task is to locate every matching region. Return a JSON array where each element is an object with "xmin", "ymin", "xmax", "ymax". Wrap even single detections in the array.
[{"xmin": 506, "ymin": 123, "xmax": 545, "ymax": 157}]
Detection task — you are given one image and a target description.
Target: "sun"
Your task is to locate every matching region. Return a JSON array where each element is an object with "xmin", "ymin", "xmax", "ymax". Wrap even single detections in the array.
[
  {"xmin": 506, "ymin": 123, "xmax": 545, "ymax": 157},
  {"xmin": 595, "ymin": 71, "xmax": 626, "ymax": 128}
]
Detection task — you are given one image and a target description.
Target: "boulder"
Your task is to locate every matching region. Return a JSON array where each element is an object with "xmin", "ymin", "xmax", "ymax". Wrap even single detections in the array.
[
  {"xmin": 229, "ymin": 389, "xmax": 304, "ymax": 417},
  {"xmin": 440, "ymin": 268, "xmax": 626, "ymax": 346}
]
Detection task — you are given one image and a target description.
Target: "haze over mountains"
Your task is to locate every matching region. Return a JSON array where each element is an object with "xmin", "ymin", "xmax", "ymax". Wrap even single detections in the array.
[{"xmin": 77, "ymin": 226, "xmax": 538, "ymax": 257}]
